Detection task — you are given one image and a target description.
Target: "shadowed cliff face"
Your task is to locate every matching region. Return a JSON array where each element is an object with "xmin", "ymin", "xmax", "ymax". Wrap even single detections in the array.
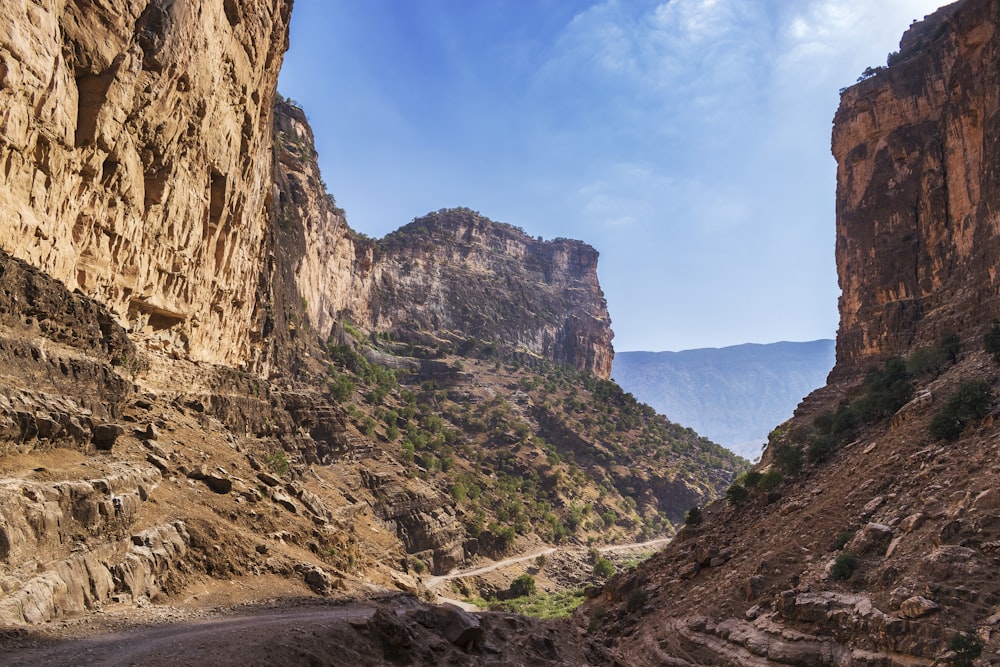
[
  {"xmin": 0, "ymin": 0, "xmax": 292, "ymax": 366},
  {"xmin": 582, "ymin": 3, "xmax": 1000, "ymax": 664},
  {"xmin": 832, "ymin": 0, "xmax": 999, "ymax": 380}
]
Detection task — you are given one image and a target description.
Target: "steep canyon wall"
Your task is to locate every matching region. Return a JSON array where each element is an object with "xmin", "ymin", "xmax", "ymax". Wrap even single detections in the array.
[
  {"xmin": 0, "ymin": 2, "xmax": 614, "ymax": 378},
  {"xmin": 832, "ymin": 0, "xmax": 1000, "ymax": 378},
  {"xmin": 0, "ymin": 0, "xmax": 293, "ymax": 366}
]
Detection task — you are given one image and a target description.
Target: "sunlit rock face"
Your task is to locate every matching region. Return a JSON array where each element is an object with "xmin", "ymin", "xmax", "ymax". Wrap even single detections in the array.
[
  {"xmin": 370, "ymin": 209, "xmax": 616, "ymax": 379},
  {"xmin": 831, "ymin": 0, "xmax": 1000, "ymax": 380},
  {"xmin": 271, "ymin": 102, "xmax": 616, "ymax": 379},
  {"xmin": 0, "ymin": 0, "xmax": 292, "ymax": 365}
]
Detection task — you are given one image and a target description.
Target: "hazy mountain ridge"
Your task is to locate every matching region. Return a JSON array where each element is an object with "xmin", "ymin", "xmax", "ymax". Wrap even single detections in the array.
[{"xmin": 612, "ymin": 340, "xmax": 835, "ymax": 459}]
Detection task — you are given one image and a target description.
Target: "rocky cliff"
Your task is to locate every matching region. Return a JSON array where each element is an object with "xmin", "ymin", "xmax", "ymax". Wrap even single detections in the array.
[
  {"xmin": 832, "ymin": 0, "xmax": 998, "ymax": 380},
  {"xmin": 371, "ymin": 209, "xmax": 615, "ymax": 378},
  {"xmin": 270, "ymin": 100, "xmax": 616, "ymax": 378},
  {"xmin": 585, "ymin": 2, "xmax": 1000, "ymax": 664},
  {"xmin": 0, "ymin": 0, "xmax": 292, "ymax": 366}
]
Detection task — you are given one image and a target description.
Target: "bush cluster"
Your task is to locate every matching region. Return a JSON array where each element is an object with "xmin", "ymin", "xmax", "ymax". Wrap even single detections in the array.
[
  {"xmin": 930, "ymin": 380, "xmax": 993, "ymax": 440},
  {"xmin": 725, "ymin": 467, "xmax": 784, "ymax": 506},
  {"xmin": 830, "ymin": 552, "xmax": 859, "ymax": 581}
]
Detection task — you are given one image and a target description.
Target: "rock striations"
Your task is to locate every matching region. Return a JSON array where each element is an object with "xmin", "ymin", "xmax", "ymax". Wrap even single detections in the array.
[
  {"xmin": 832, "ymin": 0, "xmax": 1000, "ymax": 380},
  {"xmin": 0, "ymin": 0, "xmax": 293, "ymax": 366}
]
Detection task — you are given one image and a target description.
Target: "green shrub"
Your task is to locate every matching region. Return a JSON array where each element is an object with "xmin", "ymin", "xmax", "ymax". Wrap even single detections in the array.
[
  {"xmin": 758, "ymin": 469, "xmax": 783, "ymax": 492},
  {"xmin": 509, "ymin": 573, "xmax": 536, "ymax": 598},
  {"xmin": 626, "ymin": 588, "xmax": 648, "ymax": 613},
  {"xmin": 264, "ymin": 450, "xmax": 289, "ymax": 476},
  {"xmin": 725, "ymin": 482, "xmax": 749, "ymax": 506},
  {"xmin": 930, "ymin": 379, "xmax": 993, "ymax": 440},
  {"xmin": 830, "ymin": 552, "xmax": 859, "ymax": 581},
  {"xmin": 684, "ymin": 506, "xmax": 703, "ymax": 527},
  {"xmin": 328, "ymin": 374, "xmax": 355, "ymax": 402},
  {"xmin": 409, "ymin": 556, "xmax": 427, "ymax": 574},
  {"xmin": 772, "ymin": 443, "xmax": 803, "ymax": 476},
  {"xmin": 737, "ymin": 470, "xmax": 762, "ymax": 488},
  {"xmin": 833, "ymin": 530, "xmax": 854, "ymax": 550},
  {"xmin": 985, "ymin": 320, "xmax": 1000, "ymax": 363},
  {"xmin": 592, "ymin": 557, "xmax": 615, "ymax": 579},
  {"xmin": 806, "ymin": 433, "xmax": 836, "ymax": 463},
  {"xmin": 949, "ymin": 631, "xmax": 984, "ymax": 667}
]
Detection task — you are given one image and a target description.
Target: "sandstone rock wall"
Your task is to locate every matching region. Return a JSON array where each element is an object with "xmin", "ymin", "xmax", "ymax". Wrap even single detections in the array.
[
  {"xmin": 0, "ymin": 0, "xmax": 292, "ymax": 366},
  {"xmin": 831, "ymin": 0, "xmax": 999, "ymax": 379}
]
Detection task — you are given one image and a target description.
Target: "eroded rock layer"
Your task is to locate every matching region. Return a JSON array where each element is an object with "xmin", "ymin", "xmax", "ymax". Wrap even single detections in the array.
[
  {"xmin": 832, "ymin": 0, "xmax": 998, "ymax": 379},
  {"xmin": 0, "ymin": 0, "xmax": 292, "ymax": 366}
]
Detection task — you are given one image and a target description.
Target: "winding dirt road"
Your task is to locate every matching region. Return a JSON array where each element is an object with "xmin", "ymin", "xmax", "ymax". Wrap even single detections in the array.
[{"xmin": 426, "ymin": 536, "xmax": 672, "ymax": 589}]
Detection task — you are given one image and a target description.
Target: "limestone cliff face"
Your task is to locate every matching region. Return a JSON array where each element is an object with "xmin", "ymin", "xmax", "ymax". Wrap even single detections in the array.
[
  {"xmin": 371, "ymin": 210, "xmax": 615, "ymax": 378},
  {"xmin": 269, "ymin": 100, "xmax": 374, "ymax": 343},
  {"xmin": 0, "ymin": 0, "xmax": 292, "ymax": 366},
  {"xmin": 270, "ymin": 102, "xmax": 616, "ymax": 378},
  {"xmin": 831, "ymin": 0, "xmax": 998, "ymax": 379}
]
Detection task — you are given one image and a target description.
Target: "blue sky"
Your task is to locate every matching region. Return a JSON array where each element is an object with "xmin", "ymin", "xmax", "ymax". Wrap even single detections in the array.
[{"xmin": 278, "ymin": 0, "xmax": 946, "ymax": 352}]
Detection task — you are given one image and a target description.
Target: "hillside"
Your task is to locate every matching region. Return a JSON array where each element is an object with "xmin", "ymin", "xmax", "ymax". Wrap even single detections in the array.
[
  {"xmin": 613, "ymin": 341, "xmax": 836, "ymax": 460},
  {"xmin": 0, "ymin": 0, "xmax": 744, "ymax": 654},
  {"xmin": 583, "ymin": 1, "xmax": 1000, "ymax": 664}
]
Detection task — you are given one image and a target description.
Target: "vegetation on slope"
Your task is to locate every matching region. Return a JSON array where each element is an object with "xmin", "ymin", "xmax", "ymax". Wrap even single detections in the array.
[{"xmin": 321, "ymin": 322, "xmax": 746, "ymax": 556}]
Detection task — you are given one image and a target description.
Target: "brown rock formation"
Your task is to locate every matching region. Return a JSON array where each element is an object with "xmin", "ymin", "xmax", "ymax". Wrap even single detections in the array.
[
  {"xmin": 831, "ymin": 0, "xmax": 999, "ymax": 379},
  {"xmin": 0, "ymin": 0, "xmax": 292, "ymax": 366},
  {"xmin": 585, "ymin": 3, "xmax": 1000, "ymax": 664},
  {"xmin": 371, "ymin": 209, "xmax": 615, "ymax": 378},
  {"xmin": 269, "ymin": 100, "xmax": 616, "ymax": 378}
]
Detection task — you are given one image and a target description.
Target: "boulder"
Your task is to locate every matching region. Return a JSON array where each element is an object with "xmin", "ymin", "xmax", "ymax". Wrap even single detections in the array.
[
  {"xmin": 845, "ymin": 523, "xmax": 893, "ymax": 556},
  {"xmin": 899, "ymin": 596, "xmax": 939, "ymax": 619},
  {"xmin": 295, "ymin": 563, "xmax": 340, "ymax": 595},
  {"xmin": 92, "ymin": 424, "xmax": 124, "ymax": 450},
  {"xmin": 899, "ymin": 513, "xmax": 925, "ymax": 533},
  {"xmin": 257, "ymin": 471, "xmax": 282, "ymax": 487},
  {"xmin": 202, "ymin": 473, "xmax": 233, "ymax": 494}
]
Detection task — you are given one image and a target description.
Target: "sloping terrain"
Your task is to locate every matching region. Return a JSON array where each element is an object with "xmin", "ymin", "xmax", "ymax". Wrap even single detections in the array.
[
  {"xmin": 582, "ymin": 2, "xmax": 1000, "ymax": 663},
  {"xmin": 613, "ymin": 341, "xmax": 835, "ymax": 460},
  {"xmin": 0, "ymin": 1, "xmax": 745, "ymax": 653}
]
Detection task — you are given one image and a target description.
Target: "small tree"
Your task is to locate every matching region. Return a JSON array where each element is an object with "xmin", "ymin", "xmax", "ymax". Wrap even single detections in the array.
[
  {"xmin": 758, "ymin": 469, "xmax": 784, "ymax": 492},
  {"xmin": 950, "ymin": 631, "xmax": 984, "ymax": 667},
  {"xmin": 725, "ymin": 483, "xmax": 749, "ymax": 506},
  {"xmin": 509, "ymin": 573, "xmax": 536, "ymax": 598},
  {"xmin": 930, "ymin": 380, "xmax": 993, "ymax": 440},
  {"xmin": 684, "ymin": 506, "xmax": 703, "ymax": 527},
  {"xmin": 830, "ymin": 552, "xmax": 859, "ymax": 581},
  {"xmin": 593, "ymin": 557, "xmax": 615, "ymax": 579}
]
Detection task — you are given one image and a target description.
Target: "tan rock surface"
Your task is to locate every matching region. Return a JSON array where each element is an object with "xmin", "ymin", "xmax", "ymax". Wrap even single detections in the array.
[{"xmin": 0, "ymin": 0, "xmax": 292, "ymax": 366}]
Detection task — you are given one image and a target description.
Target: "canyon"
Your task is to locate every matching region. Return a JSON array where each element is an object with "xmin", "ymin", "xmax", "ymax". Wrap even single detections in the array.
[
  {"xmin": 0, "ymin": 1, "xmax": 739, "ymax": 664},
  {"xmin": 3, "ymin": 0, "xmax": 1000, "ymax": 665}
]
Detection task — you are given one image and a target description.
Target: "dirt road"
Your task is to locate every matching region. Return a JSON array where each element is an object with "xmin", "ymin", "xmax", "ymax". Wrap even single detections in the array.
[
  {"xmin": 426, "ymin": 536, "xmax": 671, "ymax": 589},
  {"xmin": 2, "ymin": 604, "xmax": 379, "ymax": 667}
]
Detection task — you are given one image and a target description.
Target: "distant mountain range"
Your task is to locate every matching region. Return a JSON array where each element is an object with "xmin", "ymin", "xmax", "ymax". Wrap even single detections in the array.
[{"xmin": 612, "ymin": 340, "xmax": 836, "ymax": 460}]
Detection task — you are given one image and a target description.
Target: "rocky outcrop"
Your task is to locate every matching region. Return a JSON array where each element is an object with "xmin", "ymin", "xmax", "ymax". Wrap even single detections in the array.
[
  {"xmin": 270, "ymin": 102, "xmax": 616, "ymax": 377},
  {"xmin": 831, "ymin": 0, "xmax": 999, "ymax": 379},
  {"xmin": 0, "ymin": 0, "xmax": 292, "ymax": 366},
  {"xmin": 361, "ymin": 469, "xmax": 466, "ymax": 575},
  {"xmin": 371, "ymin": 210, "xmax": 615, "ymax": 378}
]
